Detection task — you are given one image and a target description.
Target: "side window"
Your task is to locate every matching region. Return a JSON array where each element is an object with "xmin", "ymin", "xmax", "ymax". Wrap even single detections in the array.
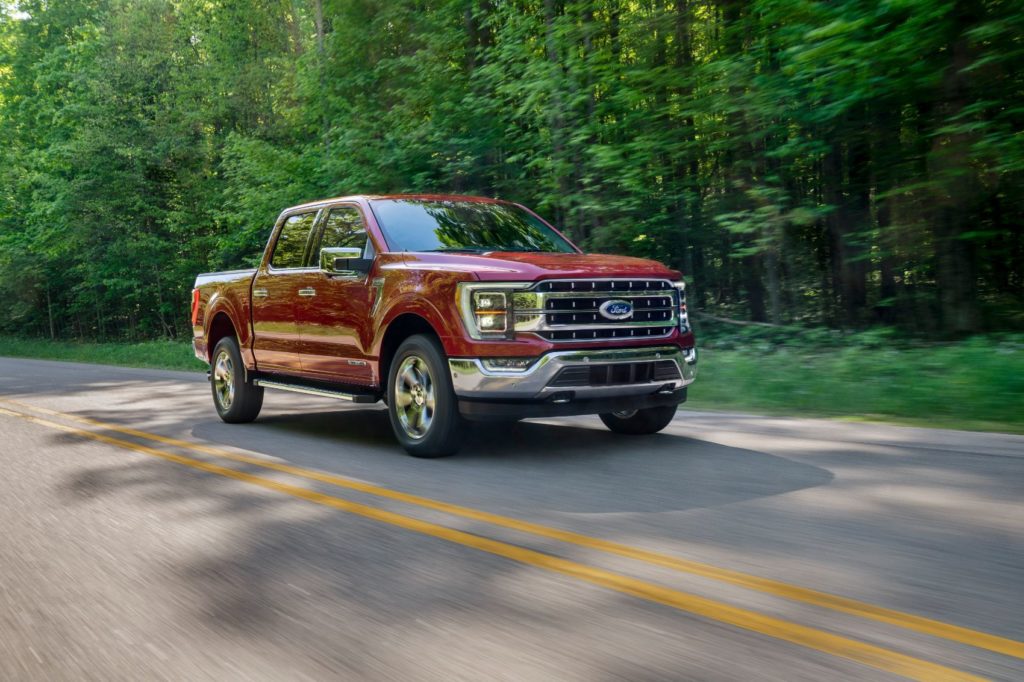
[
  {"xmin": 316, "ymin": 206, "xmax": 369, "ymax": 256},
  {"xmin": 270, "ymin": 212, "xmax": 317, "ymax": 269}
]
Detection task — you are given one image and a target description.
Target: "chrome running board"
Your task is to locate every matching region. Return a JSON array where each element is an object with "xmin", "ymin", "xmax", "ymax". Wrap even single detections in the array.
[{"xmin": 254, "ymin": 379, "xmax": 379, "ymax": 403}]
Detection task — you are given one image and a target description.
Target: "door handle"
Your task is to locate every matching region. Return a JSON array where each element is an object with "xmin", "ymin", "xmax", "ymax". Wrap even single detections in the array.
[
  {"xmin": 298, "ymin": 288, "xmax": 317, "ymax": 297},
  {"xmin": 253, "ymin": 288, "xmax": 269, "ymax": 298}
]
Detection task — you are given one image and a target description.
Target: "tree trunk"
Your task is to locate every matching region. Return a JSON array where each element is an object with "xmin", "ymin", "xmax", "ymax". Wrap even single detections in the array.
[
  {"xmin": 873, "ymin": 101, "xmax": 901, "ymax": 324},
  {"xmin": 765, "ymin": 248, "xmax": 782, "ymax": 324},
  {"xmin": 823, "ymin": 136, "xmax": 869, "ymax": 328},
  {"xmin": 930, "ymin": 0, "xmax": 981, "ymax": 334},
  {"xmin": 543, "ymin": 0, "xmax": 569, "ymax": 231},
  {"xmin": 745, "ymin": 255, "xmax": 767, "ymax": 322},
  {"xmin": 846, "ymin": 112, "xmax": 871, "ymax": 322},
  {"xmin": 46, "ymin": 284, "xmax": 56, "ymax": 340}
]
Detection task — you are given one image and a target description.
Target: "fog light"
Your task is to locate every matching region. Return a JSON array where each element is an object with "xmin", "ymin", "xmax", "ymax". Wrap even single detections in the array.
[{"xmin": 481, "ymin": 357, "xmax": 535, "ymax": 371}]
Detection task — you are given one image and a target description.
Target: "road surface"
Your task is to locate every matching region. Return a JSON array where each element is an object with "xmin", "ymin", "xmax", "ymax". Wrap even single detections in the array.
[{"xmin": 0, "ymin": 357, "xmax": 1021, "ymax": 681}]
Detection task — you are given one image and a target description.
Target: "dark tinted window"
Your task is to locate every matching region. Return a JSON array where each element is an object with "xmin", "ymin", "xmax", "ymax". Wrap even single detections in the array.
[
  {"xmin": 369, "ymin": 199, "xmax": 576, "ymax": 254},
  {"xmin": 271, "ymin": 212, "xmax": 316, "ymax": 269},
  {"xmin": 315, "ymin": 206, "xmax": 368, "ymax": 255}
]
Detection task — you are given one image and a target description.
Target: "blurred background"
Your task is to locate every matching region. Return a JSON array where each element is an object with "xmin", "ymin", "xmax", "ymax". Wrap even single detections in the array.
[{"xmin": 0, "ymin": 0, "xmax": 1021, "ymax": 430}]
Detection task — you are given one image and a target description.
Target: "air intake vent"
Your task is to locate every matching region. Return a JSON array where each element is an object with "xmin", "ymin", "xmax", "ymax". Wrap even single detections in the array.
[{"xmin": 548, "ymin": 360, "xmax": 681, "ymax": 388}]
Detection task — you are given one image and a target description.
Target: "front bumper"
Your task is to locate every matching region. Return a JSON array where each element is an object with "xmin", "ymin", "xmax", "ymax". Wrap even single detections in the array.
[{"xmin": 449, "ymin": 345, "xmax": 697, "ymax": 420}]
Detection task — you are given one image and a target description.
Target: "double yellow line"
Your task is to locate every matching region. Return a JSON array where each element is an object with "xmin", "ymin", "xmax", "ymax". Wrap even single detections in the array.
[{"xmin": 1, "ymin": 398, "xmax": 1017, "ymax": 681}]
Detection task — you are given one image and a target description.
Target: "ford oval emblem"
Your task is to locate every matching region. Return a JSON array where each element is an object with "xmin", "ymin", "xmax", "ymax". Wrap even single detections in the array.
[{"xmin": 599, "ymin": 299, "xmax": 634, "ymax": 320}]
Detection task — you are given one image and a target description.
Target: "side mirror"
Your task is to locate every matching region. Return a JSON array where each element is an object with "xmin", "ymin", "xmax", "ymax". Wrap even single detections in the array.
[{"xmin": 320, "ymin": 246, "xmax": 372, "ymax": 277}]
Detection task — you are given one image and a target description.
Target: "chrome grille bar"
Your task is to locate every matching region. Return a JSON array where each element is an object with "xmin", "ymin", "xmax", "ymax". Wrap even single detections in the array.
[{"xmin": 510, "ymin": 279, "xmax": 679, "ymax": 342}]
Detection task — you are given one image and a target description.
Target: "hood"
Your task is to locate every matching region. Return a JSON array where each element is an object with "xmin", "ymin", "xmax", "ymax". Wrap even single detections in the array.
[{"xmin": 396, "ymin": 251, "xmax": 681, "ymax": 281}]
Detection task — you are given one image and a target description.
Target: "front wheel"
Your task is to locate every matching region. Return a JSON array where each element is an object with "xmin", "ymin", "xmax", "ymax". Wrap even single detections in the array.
[
  {"xmin": 387, "ymin": 334, "xmax": 465, "ymax": 457},
  {"xmin": 599, "ymin": 404, "xmax": 678, "ymax": 435},
  {"xmin": 210, "ymin": 336, "xmax": 263, "ymax": 423}
]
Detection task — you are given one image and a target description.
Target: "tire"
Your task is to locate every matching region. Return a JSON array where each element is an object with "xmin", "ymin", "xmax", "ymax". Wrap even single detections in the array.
[
  {"xmin": 599, "ymin": 404, "xmax": 678, "ymax": 435},
  {"xmin": 387, "ymin": 334, "xmax": 464, "ymax": 457},
  {"xmin": 210, "ymin": 336, "xmax": 264, "ymax": 424}
]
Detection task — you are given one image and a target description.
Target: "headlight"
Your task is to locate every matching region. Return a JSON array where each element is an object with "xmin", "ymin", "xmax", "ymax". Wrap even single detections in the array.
[
  {"xmin": 457, "ymin": 283, "xmax": 530, "ymax": 340},
  {"xmin": 673, "ymin": 280, "xmax": 691, "ymax": 333}
]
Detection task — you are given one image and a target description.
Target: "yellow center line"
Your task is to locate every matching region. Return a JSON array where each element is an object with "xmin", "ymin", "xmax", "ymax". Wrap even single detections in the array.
[
  {"xmin": 0, "ymin": 405, "xmax": 986, "ymax": 682},
  {"xmin": 5, "ymin": 398, "xmax": 1023, "ymax": 662}
]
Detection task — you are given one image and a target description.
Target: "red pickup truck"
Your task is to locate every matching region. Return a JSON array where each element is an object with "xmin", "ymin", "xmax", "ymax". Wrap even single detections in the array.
[{"xmin": 191, "ymin": 195, "xmax": 697, "ymax": 456}]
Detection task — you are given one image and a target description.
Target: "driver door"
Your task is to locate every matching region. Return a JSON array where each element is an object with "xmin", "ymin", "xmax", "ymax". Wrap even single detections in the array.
[{"xmin": 295, "ymin": 204, "xmax": 377, "ymax": 385}]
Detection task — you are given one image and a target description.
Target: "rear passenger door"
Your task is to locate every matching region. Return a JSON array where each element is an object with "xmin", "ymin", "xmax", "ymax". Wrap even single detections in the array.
[{"xmin": 251, "ymin": 210, "xmax": 320, "ymax": 373}]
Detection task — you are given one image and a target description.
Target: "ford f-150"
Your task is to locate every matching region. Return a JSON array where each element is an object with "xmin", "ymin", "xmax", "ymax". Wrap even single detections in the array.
[{"xmin": 191, "ymin": 195, "xmax": 697, "ymax": 456}]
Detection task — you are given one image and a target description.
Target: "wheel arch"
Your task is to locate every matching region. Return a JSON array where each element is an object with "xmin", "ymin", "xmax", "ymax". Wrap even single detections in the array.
[
  {"xmin": 377, "ymin": 313, "xmax": 442, "ymax": 386},
  {"xmin": 206, "ymin": 312, "xmax": 238, "ymax": 362}
]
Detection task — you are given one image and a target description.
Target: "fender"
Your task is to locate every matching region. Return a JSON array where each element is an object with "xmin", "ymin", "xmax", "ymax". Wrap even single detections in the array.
[
  {"xmin": 203, "ymin": 282, "xmax": 256, "ymax": 369},
  {"xmin": 372, "ymin": 283, "xmax": 463, "ymax": 358},
  {"xmin": 369, "ymin": 256, "xmax": 478, "ymax": 358}
]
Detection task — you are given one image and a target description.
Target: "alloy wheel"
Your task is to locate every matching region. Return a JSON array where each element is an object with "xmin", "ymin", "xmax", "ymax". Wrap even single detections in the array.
[
  {"xmin": 212, "ymin": 350, "xmax": 235, "ymax": 411},
  {"xmin": 394, "ymin": 355, "xmax": 435, "ymax": 439}
]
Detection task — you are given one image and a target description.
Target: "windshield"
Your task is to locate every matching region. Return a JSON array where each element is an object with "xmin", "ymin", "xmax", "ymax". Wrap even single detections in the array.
[{"xmin": 369, "ymin": 199, "xmax": 578, "ymax": 254}]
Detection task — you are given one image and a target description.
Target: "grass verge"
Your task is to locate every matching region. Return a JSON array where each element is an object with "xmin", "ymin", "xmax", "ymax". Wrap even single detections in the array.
[
  {"xmin": 1, "ymin": 334, "xmax": 1021, "ymax": 434},
  {"xmin": 686, "ymin": 335, "xmax": 1024, "ymax": 434},
  {"xmin": 0, "ymin": 337, "xmax": 203, "ymax": 372}
]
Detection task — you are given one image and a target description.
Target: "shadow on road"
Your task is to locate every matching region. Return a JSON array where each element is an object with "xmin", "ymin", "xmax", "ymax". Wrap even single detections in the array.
[
  {"xmin": 189, "ymin": 406, "xmax": 835, "ymax": 515},
  {"xmin": 48, "ymin": 401, "xmax": 834, "ymax": 643}
]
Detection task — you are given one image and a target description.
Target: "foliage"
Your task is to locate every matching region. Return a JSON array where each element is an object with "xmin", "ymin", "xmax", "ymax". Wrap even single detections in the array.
[
  {"xmin": 688, "ymin": 335, "xmax": 1024, "ymax": 434},
  {"xmin": 1, "ymin": 0, "xmax": 1022, "ymax": 340},
  {"xmin": 0, "ymin": 336, "xmax": 203, "ymax": 371}
]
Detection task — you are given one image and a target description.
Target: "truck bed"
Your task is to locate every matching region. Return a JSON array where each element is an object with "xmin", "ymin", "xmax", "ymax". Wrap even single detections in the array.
[
  {"xmin": 192, "ymin": 269, "xmax": 257, "ymax": 362},
  {"xmin": 194, "ymin": 268, "xmax": 257, "ymax": 288}
]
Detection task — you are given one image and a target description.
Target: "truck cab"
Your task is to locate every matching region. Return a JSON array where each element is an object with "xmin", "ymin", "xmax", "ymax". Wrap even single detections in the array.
[{"xmin": 192, "ymin": 195, "xmax": 697, "ymax": 456}]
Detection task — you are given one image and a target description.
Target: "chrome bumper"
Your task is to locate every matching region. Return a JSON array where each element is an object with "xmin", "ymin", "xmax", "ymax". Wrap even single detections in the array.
[{"xmin": 448, "ymin": 345, "xmax": 697, "ymax": 400}]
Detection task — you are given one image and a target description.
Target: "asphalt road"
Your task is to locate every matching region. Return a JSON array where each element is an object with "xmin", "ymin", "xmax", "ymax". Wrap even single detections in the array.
[{"xmin": 0, "ymin": 357, "xmax": 1021, "ymax": 681}]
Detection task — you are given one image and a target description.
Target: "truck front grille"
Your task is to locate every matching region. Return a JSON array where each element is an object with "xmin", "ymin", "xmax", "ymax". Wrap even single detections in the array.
[
  {"xmin": 538, "ymin": 326, "xmax": 676, "ymax": 341},
  {"xmin": 548, "ymin": 360, "xmax": 682, "ymax": 388},
  {"xmin": 535, "ymin": 280, "xmax": 673, "ymax": 293},
  {"xmin": 513, "ymin": 279, "xmax": 679, "ymax": 343}
]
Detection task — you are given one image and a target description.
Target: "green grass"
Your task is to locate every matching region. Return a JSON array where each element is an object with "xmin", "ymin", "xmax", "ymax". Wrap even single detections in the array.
[
  {"xmin": 2, "ymin": 334, "xmax": 1022, "ymax": 434},
  {"xmin": 0, "ymin": 337, "xmax": 203, "ymax": 372},
  {"xmin": 685, "ymin": 335, "xmax": 1024, "ymax": 434}
]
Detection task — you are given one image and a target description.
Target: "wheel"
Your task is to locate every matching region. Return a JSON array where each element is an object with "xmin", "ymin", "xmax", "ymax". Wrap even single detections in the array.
[
  {"xmin": 210, "ymin": 336, "xmax": 263, "ymax": 423},
  {"xmin": 387, "ymin": 334, "xmax": 464, "ymax": 457},
  {"xmin": 599, "ymin": 404, "xmax": 678, "ymax": 435}
]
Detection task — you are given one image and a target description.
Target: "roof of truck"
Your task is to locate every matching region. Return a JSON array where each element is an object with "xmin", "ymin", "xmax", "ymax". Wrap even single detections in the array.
[{"xmin": 284, "ymin": 194, "xmax": 509, "ymax": 212}]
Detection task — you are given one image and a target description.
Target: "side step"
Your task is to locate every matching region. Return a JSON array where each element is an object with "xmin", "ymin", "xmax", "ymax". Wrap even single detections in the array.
[{"xmin": 254, "ymin": 379, "xmax": 379, "ymax": 404}]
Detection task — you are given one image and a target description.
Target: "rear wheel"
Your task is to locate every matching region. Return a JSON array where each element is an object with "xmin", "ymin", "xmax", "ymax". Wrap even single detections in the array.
[
  {"xmin": 387, "ymin": 334, "xmax": 464, "ymax": 457},
  {"xmin": 211, "ymin": 336, "xmax": 263, "ymax": 423},
  {"xmin": 599, "ymin": 404, "xmax": 677, "ymax": 435}
]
